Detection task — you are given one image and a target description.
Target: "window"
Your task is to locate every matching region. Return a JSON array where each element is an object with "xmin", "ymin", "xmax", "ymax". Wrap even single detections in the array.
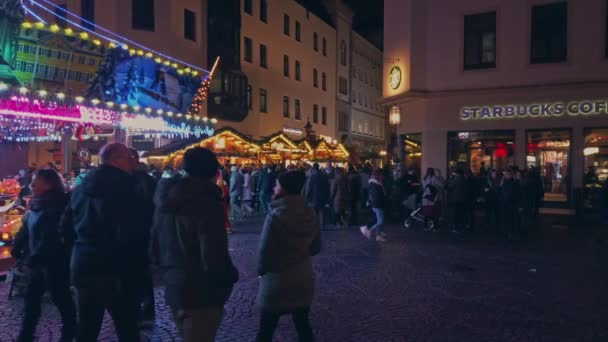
[
  {"xmin": 531, "ymin": 2, "xmax": 567, "ymax": 64},
  {"xmin": 322, "ymin": 72, "xmax": 326, "ymax": 90},
  {"xmin": 184, "ymin": 9, "xmax": 196, "ymax": 41},
  {"xmin": 295, "ymin": 21, "xmax": 301, "ymax": 41},
  {"xmin": 313, "ymin": 32, "xmax": 318, "ymax": 51},
  {"xmin": 283, "ymin": 96, "xmax": 290, "ymax": 117},
  {"xmin": 295, "ymin": 60, "xmax": 301, "ymax": 81},
  {"xmin": 295, "ymin": 99, "xmax": 301, "ymax": 120},
  {"xmin": 283, "ymin": 55, "xmax": 289, "ymax": 77},
  {"xmin": 247, "ymin": 85, "xmax": 252, "ymax": 110},
  {"xmin": 284, "ymin": 14, "xmax": 290, "ymax": 35},
  {"xmin": 313, "ymin": 104, "xmax": 318, "ymax": 123},
  {"xmin": 338, "ymin": 76, "xmax": 348, "ymax": 95},
  {"xmin": 260, "ymin": 0, "xmax": 267, "ymax": 23},
  {"xmin": 57, "ymin": 68, "xmax": 66, "ymax": 79},
  {"xmin": 260, "ymin": 44, "xmax": 267, "ymax": 68},
  {"xmin": 322, "ymin": 38, "xmax": 327, "ymax": 56},
  {"xmin": 340, "ymin": 40, "xmax": 347, "ymax": 66},
  {"xmin": 88, "ymin": 57, "xmax": 96, "ymax": 65},
  {"xmin": 339, "ymin": 112, "xmax": 349, "ymax": 131},
  {"xmin": 313, "ymin": 68, "xmax": 318, "ymax": 87},
  {"xmin": 464, "ymin": 12, "xmax": 496, "ymax": 69},
  {"xmin": 25, "ymin": 62, "xmax": 34, "ymax": 72},
  {"xmin": 244, "ymin": 0, "xmax": 252, "ymax": 15},
  {"xmin": 36, "ymin": 65, "xmax": 47, "ymax": 76},
  {"xmin": 81, "ymin": 0, "xmax": 95, "ymax": 30},
  {"xmin": 132, "ymin": 0, "xmax": 154, "ymax": 31},
  {"xmin": 55, "ymin": 4, "xmax": 67, "ymax": 28},
  {"xmin": 244, "ymin": 37, "xmax": 252, "ymax": 62},
  {"xmin": 322, "ymin": 107, "xmax": 327, "ymax": 125},
  {"xmin": 260, "ymin": 88, "xmax": 268, "ymax": 112},
  {"xmin": 78, "ymin": 55, "xmax": 86, "ymax": 64}
]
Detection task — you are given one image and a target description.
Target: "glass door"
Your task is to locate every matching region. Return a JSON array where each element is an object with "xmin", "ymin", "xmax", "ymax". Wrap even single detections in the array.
[{"xmin": 526, "ymin": 129, "xmax": 571, "ymax": 203}]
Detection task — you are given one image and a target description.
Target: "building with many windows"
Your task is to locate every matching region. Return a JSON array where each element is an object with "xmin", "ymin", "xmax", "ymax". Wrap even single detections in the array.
[
  {"xmin": 217, "ymin": 0, "xmax": 337, "ymax": 141},
  {"xmin": 383, "ymin": 0, "xmax": 608, "ymax": 210}
]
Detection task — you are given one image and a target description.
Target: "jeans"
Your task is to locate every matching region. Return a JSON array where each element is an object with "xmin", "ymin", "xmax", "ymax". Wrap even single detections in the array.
[
  {"xmin": 75, "ymin": 277, "xmax": 140, "ymax": 342},
  {"xmin": 368, "ymin": 208, "xmax": 384, "ymax": 236},
  {"xmin": 314, "ymin": 207, "xmax": 326, "ymax": 229},
  {"xmin": 255, "ymin": 307, "xmax": 314, "ymax": 342},
  {"xmin": 171, "ymin": 306, "xmax": 223, "ymax": 342},
  {"xmin": 18, "ymin": 265, "xmax": 76, "ymax": 342},
  {"xmin": 260, "ymin": 193, "xmax": 272, "ymax": 214},
  {"xmin": 230, "ymin": 196, "xmax": 242, "ymax": 218}
]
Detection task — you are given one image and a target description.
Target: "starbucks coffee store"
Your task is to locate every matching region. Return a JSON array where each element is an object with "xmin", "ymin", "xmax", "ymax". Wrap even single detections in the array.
[{"xmin": 386, "ymin": 84, "xmax": 608, "ymax": 210}]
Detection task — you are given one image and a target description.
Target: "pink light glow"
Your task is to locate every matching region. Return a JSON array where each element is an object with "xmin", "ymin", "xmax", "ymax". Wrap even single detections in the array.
[{"xmin": 0, "ymin": 96, "xmax": 116, "ymax": 125}]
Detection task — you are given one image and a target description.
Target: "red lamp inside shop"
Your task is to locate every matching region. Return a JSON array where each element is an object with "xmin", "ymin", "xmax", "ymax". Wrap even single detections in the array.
[{"xmin": 494, "ymin": 142, "xmax": 507, "ymax": 158}]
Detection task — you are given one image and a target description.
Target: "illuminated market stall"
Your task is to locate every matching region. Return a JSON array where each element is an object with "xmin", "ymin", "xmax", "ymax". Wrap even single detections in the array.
[
  {"xmin": 0, "ymin": 0, "xmax": 218, "ymax": 177},
  {"xmin": 144, "ymin": 127, "xmax": 350, "ymax": 167}
]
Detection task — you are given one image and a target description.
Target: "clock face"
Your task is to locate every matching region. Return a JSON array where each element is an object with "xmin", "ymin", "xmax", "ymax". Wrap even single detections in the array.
[{"xmin": 389, "ymin": 66, "xmax": 401, "ymax": 90}]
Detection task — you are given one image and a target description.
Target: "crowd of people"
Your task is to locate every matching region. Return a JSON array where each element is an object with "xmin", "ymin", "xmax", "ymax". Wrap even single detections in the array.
[
  {"xmin": 8, "ymin": 143, "xmax": 608, "ymax": 341},
  {"xmin": 9, "ymin": 143, "xmax": 320, "ymax": 342}
]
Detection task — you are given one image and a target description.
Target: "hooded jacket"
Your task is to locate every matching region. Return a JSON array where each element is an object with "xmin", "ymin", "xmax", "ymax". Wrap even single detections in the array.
[
  {"xmin": 150, "ymin": 176, "xmax": 238, "ymax": 309},
  {"xmin": 257, "ymin": 195, "xmax": 321, "ymax": 312},
  {"xmin": 12, "ymin": 190, "xmax": 70, "ymax": 267},
  {"xmin": 64, "ymin": 165, "xmax": 144, "ymax": 286}
]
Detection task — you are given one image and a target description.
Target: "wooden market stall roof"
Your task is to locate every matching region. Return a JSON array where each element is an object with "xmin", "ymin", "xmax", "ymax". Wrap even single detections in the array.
[{"xmin": 143, "ymin": 127, "xmax": 349, "ymax": 162}]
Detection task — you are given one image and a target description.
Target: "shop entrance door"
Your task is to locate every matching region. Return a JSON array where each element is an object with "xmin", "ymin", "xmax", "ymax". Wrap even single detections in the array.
[{"xmin": 526, "ymin": 129, "xmax": 571, "ymax": 204}]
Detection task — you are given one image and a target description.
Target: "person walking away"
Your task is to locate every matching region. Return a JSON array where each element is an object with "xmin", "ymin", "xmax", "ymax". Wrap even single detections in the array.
[
  {"xmin": 330, "ymin": 167, "xmax": 349, "ymax": 229},
  {"xmin": 241, "ymin": 167, "xmax": 254, "ymax": 215},
  {"xmin": 421, "ymin": 168, "xmax": 444, "ymax": 231},
  {"xmin": 398, "ymin": 169, "xmax": 418, "ymax": 222},
  {"xmin": 12, "ymin": 169, "xmax": 76, "ymax": 342},
  {"xmin": 62, "ymin": 143, "xmax": 142, "ymax": 341},
  {"xmin": 256, "ymin": 171, "xmax": 321, "ymax": 342},
  {"xmin": 360, "ymin": 165, "xmax": 371, "ymax": 211},
  {"xmin": 464, "ymin": 169, "xmax": 477, "ymax": 231},
  {"xmin": 261, "ymin": 165, "xmax": 278, "ymax": 215},
  {"xmin": 347, "ymin": 166, "xmax": 362, "ymax": 226},
  {"xmin": 250, "ymin": 166, "xmax": 261, "ymax": 212},
  {"xmin": 484, "ymin": 169, "xmax": 501, "ymax": 229},
  {"xmin": 229, "ymin": 165, "xmax": 244, "ymax": 220},
  {"xmin": 305, "ymin": 163, "xmax": 330, "ymax": 229},
  {"xmin": 529, "ymin": 167, "xmax": 544, "ymax": 225},
  {"xmin": 499, "ymin": 169, "xmax": 522, "ymax": 240},
  {"xmin": 151, "ymin": 147, "xmax": 238, "ymax": 341},
  {"xmin": 215, "ymin": 171, "xmax": 232, "ymax": 234},
  {"xmin": 360, "ymin": 171, "xmax": 387, "ymax": 242},
  {"xmin": 128, "ymin": 148, "xmax": 157, "ymax": 324},
  {"xmin": 447, "ymin": 169, "xmax": 468, "ymax": 233}
]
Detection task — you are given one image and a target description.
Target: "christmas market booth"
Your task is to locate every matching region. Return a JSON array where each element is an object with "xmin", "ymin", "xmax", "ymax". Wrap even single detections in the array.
[
  {"xmin": 0, "ymin": 0, "xmax": 218, "ymax": 178},
  {"xmin": 143, "ymin": 126, "xmax": 350, "ymax": 168}
]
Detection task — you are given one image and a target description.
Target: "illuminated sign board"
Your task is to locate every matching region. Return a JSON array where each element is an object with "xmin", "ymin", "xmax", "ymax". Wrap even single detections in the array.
[{"xmin": 460, "ymin": 100, "xmax": 608, "ymax": 120}]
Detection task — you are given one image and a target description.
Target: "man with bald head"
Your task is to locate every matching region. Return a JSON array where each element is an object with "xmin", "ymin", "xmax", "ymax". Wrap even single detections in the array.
[{"xmin": 63, "ymin": 142, "xmax": 142, "ymax": 341}]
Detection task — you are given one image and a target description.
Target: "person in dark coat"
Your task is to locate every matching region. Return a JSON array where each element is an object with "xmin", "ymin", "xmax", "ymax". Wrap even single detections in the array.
[
  {"xmin": 330, "ymin": 167, "xmax": 349, "ymax": 228},
  {"xmin": 360, "ymin": 171, "xmax": 387, "ymax": 242},
  {"xmin": 256, "ymin": 171, "xmax": 321, "ymax": 342},
  {"xmin": 447, "ymin": 169, "xmax": 468, "ymax": 233},
  {"xmin": 151, "ymin": 147, "xmax": 238, "ymax": 341},
  {"xmin": 61, "ymin": 143, "xmax": 142, "ymax": 341},
  {"xmin": 128, "ymin": 148, "xmax": 157, "ymax": 323},
  {"xmin": 261, "ymin": 165, "xmax": 278, "ymax": 215},
  {"xmin": 347, "ymin": 166, "xmax": 362, "ymax": 226},
  {"xmin": 499, "ymin": 169, "xmax": 522, "ymax": 239},
  {"xmin": 484, "ymin": 169, "xmax": 501, "ymax": 229},
  {"xmin": 12, "ymin": 169, "xmax": 76, "ymax": 342},
  {"xmin": 305, "ymin": 163, "xmax": 330, "ymax": 229}
]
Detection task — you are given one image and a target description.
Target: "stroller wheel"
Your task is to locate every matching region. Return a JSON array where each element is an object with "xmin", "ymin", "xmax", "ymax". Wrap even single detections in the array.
[{"xmin": 426, "ymin": 220, "xmax": 435, "ymax": 230}]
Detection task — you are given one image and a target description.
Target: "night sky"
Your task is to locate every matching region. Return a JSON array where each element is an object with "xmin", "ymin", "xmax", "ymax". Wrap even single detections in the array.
[
  {"xmin": 296, "ymin": 0, "xmax": 384, "ymax": 50},
  {"xmin": 344, "ymin": 0, "xmax": 383, "ymax": 50}
]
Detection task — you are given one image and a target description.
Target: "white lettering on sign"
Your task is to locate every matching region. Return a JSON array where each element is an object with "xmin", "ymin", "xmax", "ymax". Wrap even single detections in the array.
[{"xmin": 460, "ymin": 100, "xmax": 608, "ymax": 120}]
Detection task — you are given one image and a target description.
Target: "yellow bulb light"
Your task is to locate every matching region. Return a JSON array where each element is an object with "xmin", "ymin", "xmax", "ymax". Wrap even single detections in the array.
[
  {"xmin": 75, "ymin": 96, "xmax": 84, "ymax": 103},
  {"xmin": 21, "ymin": 22, "xmax": 33, "ymax": 29},
  {"xmin": 64, "ymin": 28, "xmax": 73, "ymax": 35},
  {"xmin": 145, "ymin": 52, "xmax": 153, "ymax": 58},
  {"xmin": 38, "ymin": 90, "xmax": 48, "ymax": 97},
  {"xmin": 34, "ymin": 22, "xmax": 45, "ymax": 29},
  {"xmin": 56, "ymin": 92, "xmax": 65, "ymax": 99},
  {"xmin": 79, "ymin": 32, "xmax": 89, "ymax": 40},
  {"xmin": 49, "ymin": 24, "xmax": 60, "ymax": 32}
]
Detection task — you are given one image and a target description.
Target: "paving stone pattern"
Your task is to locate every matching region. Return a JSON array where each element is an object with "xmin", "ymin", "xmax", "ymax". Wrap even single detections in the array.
[{"xmin": 0, "ymin": 224, "xmax": 606, "ymax": 342}]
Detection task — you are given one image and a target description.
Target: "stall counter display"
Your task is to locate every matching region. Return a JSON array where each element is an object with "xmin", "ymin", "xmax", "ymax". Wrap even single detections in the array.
[{"xmin": 0, "ymin": 179, "xmax": 25, "ymax": 245}]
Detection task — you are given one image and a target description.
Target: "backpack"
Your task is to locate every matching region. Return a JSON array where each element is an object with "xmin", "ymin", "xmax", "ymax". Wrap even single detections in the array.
[{"xmin": 423, "ymin": 183, "xmax": 437, "ymax": 201}]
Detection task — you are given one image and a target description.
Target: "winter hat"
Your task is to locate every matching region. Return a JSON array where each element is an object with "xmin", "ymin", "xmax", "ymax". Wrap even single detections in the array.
[
  {"xmin": 278, "ymin": 170, "xmax": 306, "ymax": 195},
  {"xmin": 183, "ymin": 147, "xmax": 219, "ymax": 179}
]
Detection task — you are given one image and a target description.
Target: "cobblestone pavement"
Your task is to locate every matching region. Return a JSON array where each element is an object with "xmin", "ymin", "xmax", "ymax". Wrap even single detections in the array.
[{"xmin": 0, "ymin": 221, "xmax": 606, "ymax": 341}]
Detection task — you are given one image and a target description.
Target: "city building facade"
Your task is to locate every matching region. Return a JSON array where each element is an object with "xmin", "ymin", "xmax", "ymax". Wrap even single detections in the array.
[
  {"xmin": 383, "ymin": 0, "xmax": 608, "ymax": 210},
  {"xmin": 216, "ymin": 0, "xmax": 337, "ymax": 142}
]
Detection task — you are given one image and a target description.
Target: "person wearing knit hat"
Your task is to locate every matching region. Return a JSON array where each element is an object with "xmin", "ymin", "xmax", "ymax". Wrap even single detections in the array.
[{"xmin": 256, "ymin": 170, "xmax": 321, "ymax": 342}]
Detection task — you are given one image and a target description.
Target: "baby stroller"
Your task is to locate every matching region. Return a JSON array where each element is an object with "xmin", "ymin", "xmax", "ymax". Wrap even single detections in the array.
[{"xmin": 403, "ymin": 187, "xmax": 437, "ymax": 230}]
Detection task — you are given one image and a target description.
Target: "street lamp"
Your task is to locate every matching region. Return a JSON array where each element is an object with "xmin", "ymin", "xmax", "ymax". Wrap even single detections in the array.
[{"xmin": 388, "ymin": 105, "xmax": 402, "ymax": 164}]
